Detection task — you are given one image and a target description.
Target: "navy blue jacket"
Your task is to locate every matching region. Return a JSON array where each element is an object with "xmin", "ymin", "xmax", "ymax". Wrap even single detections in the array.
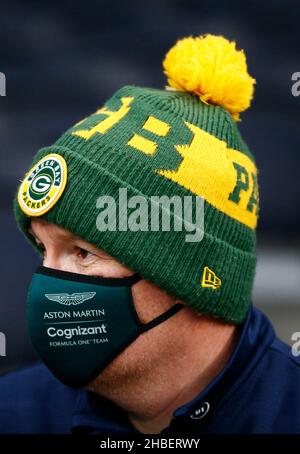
[{"xmin": 0, "ymin": 306, "xmax": 300, "ymax": 434}]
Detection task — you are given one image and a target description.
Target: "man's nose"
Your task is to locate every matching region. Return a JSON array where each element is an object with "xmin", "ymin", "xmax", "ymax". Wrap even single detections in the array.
[
  {"xmin": 43, "ymin": 251, "xmax": 73, "ymax": 273},
  {"xmin": 43, "ymin": 253, "xmax": 61, "ymax": 270}
]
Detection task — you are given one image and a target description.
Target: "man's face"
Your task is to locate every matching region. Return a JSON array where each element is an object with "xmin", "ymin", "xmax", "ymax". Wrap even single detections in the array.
[{"xmin": 29, "ymin": 219, "xmax": 188, "ymax": 394}]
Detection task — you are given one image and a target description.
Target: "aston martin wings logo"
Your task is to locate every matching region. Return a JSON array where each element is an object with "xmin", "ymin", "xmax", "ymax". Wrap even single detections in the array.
[{"xmin": 44, "ymin": 292, "xmax": 96, "ymax": 306}]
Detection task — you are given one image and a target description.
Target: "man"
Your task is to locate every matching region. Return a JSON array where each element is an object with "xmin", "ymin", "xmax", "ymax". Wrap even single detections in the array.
[{"xmin": 0, "ymin": 34, "xmax": 300, "ymax": 434}]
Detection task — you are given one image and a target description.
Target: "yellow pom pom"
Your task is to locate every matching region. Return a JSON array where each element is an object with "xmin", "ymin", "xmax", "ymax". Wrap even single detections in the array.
[{"xmin": 163, "ymin": 34, "xmax": 256, "ymax": 121}]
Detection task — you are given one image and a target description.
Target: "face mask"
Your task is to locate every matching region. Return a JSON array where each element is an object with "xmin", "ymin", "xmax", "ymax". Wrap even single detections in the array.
[{"xmin": 27, "ymin": 266, "xmax": 184, "ymax": 388}]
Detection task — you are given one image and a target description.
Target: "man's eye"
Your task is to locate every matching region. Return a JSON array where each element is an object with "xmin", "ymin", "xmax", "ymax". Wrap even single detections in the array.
[{"xmin": 78, "ymin": 248, "xmax": 93, "ymax": 259}]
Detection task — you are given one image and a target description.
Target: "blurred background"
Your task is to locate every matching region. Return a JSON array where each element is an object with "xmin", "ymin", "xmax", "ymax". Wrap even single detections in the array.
[{"xmin": 0, "ymin": 0, "xmax": 299, "ymax": 374}]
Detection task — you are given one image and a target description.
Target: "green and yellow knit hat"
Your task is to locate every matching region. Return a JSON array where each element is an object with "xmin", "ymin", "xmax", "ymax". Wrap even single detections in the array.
[{"xmin": 15, "ymin": 34, "xmax": 258, "ymax": 323}]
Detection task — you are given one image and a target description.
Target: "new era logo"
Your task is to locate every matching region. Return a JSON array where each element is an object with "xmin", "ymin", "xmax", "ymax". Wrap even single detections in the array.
[{"xmin": 201, "ymin": 266, "xmax": 221, "ymax": 290}]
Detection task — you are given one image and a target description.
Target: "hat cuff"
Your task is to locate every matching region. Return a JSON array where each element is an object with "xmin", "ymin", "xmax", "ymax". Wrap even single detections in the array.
[{"xmin": 15, "ymin": 145, "xmax": 256, "ymax": 323}]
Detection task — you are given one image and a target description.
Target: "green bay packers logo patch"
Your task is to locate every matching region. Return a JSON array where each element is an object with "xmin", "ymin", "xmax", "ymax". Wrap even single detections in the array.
[{"xmin": 18, "ymin": 153, "xmax": 67, "ymax": 216}]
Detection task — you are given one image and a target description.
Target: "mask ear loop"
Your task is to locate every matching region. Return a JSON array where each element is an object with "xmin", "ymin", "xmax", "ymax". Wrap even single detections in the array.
[
  {"xmin": 127, "ymin": 277, "xmax": 184, "ymax": 334},
  {"xmin": 139, "ymin": 302, "xmax": 184, "ymax": 333}
]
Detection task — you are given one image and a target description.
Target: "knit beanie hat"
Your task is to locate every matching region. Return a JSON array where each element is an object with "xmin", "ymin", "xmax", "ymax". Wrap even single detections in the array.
[{"xmin": 15, "ymin": 34, "xmax": 258, "ymax": 324}]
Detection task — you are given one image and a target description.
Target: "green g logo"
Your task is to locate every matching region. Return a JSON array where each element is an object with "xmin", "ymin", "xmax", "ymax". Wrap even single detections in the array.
[
  {"xmin": 18, "ymin": 153, "xmax": 67, "ymax": 216},
  {"xmin": 30, "ymin": 174, "xmax": 53, "ymax": 195}
]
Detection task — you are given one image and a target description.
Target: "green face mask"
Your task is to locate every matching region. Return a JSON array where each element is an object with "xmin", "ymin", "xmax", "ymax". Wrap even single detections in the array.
[{"xmin": 27, "ymin": 266, "xmax": 183, "ymax": 388}]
